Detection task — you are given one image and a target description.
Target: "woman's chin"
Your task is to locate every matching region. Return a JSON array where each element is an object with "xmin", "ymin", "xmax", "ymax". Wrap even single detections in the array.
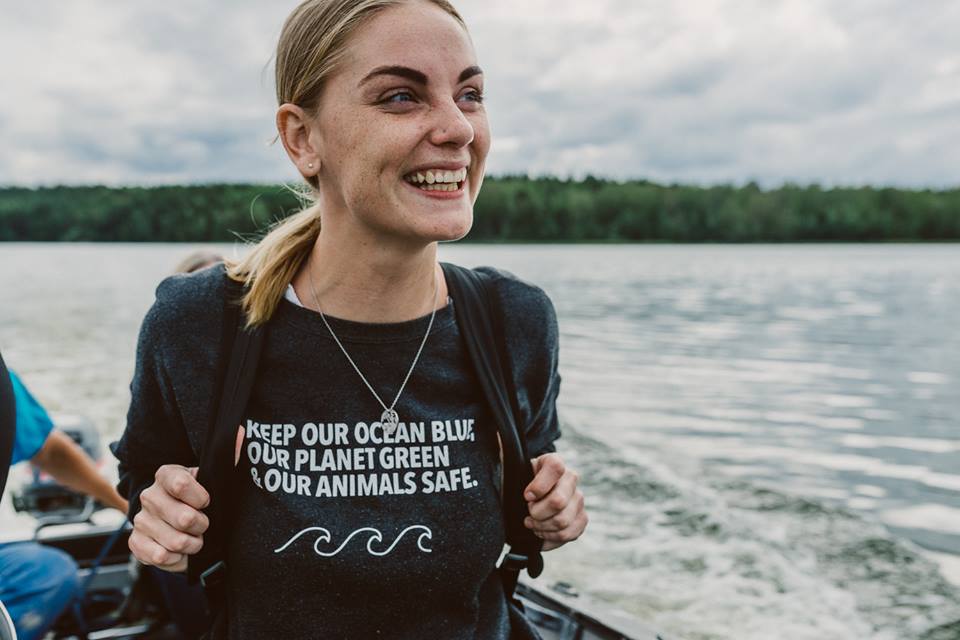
[
  {"xmin": 397, "ymin": 206, "xmax": 473, "ymax": 244},
  {"xmin": 423, "ymin": 214, "xmax": 473, "ymax": 243}
]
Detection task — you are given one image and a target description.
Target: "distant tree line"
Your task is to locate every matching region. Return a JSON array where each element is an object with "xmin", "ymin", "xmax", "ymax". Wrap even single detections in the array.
[{"xmin": 1, "ymin": 177, "xmax": 958, "ymax": 242}]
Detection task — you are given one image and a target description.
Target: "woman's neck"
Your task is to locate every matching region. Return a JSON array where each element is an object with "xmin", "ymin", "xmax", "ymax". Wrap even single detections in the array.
[{"xmin": 291, "ymin": 225, "xmax": 449, "ymax": 324}]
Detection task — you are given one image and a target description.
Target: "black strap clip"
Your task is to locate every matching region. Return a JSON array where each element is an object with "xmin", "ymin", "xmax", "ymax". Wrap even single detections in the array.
[
  {"xmin": 199, "ymin": 560, "xmax": 227, "ymax": 589},
  {"xmin": 501, "ymin": 551, "xmax": 544, "ymax": 578}
]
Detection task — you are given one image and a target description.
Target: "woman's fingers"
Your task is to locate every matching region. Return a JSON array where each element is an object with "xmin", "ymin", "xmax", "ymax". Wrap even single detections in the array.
[
  {"xmin": 522, "ymin": 457, "xmax": 589, "ymax": 551},
  {"xmin": 132, "ymin": 508, "xmax": 204, "ymax": 557},
  {"xmin": 131, "ymin": 465, "xmax": 212, "ymax": 571},
  {"xmin": 140, "ymin": 479, "xmax": 210, "ymax": 537},
  {"xmin": 528, "ymin": 499, "xmax": 588, "ymax": 547},
  {"xmin": 526, "ymin": 467, "xmax": 579, "ymax": 521},
  {"xmin": 235, "ymin": 425, "xmax": 245, "ymax": 467},
  {"xmin": 525, "ymin": 488, "xmax": 584, "ymax": 532},
  {"xmin": 523, "ymin": 453, "xmax": 566, "ymax": 502},
  {"xmin": 537, "ymin": 507, "xmax": 588, "ymax": 543},
  {"xmin": 128, "ymin": 526, "xmax": 188, "ymax": 573},
  {"xmin": 155, "ymin": 464, "xmax": 210, "ymax": 510}
]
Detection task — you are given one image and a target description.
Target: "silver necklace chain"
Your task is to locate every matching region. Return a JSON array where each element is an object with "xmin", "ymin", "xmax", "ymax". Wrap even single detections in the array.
[{"xmin": 306, "ymin": 262, "xmax": 439, "ymax": 434}]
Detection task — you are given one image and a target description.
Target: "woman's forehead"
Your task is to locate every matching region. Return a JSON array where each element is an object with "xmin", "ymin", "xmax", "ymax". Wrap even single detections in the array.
[{"xmin": 343, "ymin": 3, "xmax": 477, "ymax": 81}]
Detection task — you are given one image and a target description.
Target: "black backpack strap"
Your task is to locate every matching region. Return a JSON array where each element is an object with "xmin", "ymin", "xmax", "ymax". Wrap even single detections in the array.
[
  {"xmin": 440, "ymin": 262, "xmax": 544, "ymax": 599},
  {"xmin": 187, "ymin": 274, "xmax": 265, "ymax": 637}
]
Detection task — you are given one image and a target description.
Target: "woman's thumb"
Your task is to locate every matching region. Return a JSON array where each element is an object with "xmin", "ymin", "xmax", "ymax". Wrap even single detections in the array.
[{"xmin": 234, "ymin": 425, "xmax": 245, "ymax": 467}]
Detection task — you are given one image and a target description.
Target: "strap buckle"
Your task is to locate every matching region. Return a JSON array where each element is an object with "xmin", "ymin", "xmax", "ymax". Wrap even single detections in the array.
[
  {"xmin": 199, "ymin": 560, "xmax": 227, "ymax": 589},
  {"xmin": 501, "ymin": 552, "xmax": 529, "ymax": 572},
  {"xmin": 500, "ymin": 551, "xmax": 544, "ymax": 578}
]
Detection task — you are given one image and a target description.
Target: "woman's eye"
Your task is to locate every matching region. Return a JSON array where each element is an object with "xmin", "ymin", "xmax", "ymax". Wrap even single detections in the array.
[
  {"xmin": 383, "ymin": 91, "xmax": 415, "ymax": 104},
  {"xmin": 381, "ymin": 89, "xmax": 483, "ymax": 107}
]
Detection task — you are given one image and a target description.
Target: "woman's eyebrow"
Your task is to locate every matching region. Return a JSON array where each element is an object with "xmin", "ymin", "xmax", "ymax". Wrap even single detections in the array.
[{"xmin": 358, "ymin": 65, "xmax": 483, "ymax": 87}]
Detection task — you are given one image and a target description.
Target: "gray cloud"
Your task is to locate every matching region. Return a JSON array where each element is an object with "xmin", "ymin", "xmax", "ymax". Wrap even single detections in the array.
[{"xmin": 1, "ymin": 0, "xmax": 957, "ymax": 187}]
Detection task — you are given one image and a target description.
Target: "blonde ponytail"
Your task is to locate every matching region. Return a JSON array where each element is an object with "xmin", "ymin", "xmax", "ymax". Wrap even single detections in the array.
[{"xmin": 224, "ymin": 204, "xmax": 321, "ymax": 327}]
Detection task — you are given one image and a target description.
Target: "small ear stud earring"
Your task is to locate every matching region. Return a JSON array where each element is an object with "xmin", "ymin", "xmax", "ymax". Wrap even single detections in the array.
[{"xmin": 307, "ymin": 163, "xmax": 314, "ymax": 169}]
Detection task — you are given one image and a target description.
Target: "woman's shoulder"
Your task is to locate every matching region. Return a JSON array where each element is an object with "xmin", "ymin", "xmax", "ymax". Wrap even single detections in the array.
[
  {"xmin": 470, "ymin": 266, "xmax": 562, "ymax": 454},
  {"xmin": 470, "ymin": 265, "xmax": 559, "ymax": 363},
  {"xmin": 142, "ymin": 262, "xmax": 229, "ymax": 343},
  {"xmin": 472, "ymin": 265, "xmax": 557, "ymax": 327}
]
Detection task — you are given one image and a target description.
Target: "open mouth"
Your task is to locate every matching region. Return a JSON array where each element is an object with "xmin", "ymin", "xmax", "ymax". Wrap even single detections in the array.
[{"xmin": 402, "ymin": 167, "xmax": 468, "ymax": 193}]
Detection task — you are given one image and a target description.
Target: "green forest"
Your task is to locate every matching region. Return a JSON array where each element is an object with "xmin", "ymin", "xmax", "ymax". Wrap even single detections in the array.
[{"xmin": 1, "ymin": 176, "xmax": 958, "ymax": 242}]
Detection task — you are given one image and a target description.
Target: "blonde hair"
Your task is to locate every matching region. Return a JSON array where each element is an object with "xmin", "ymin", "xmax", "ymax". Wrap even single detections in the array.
[{"xmin": 226, "ymin": 0, "xmax": 468, "ymax": 327}]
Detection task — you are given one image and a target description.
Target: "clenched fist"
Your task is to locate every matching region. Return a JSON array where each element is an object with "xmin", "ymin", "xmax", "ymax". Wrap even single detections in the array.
[
  {"xmin": 522, "ymin": 453, "xmax": 588, "ymax": 551},
  {"xmin": 128, "ymin": 427, "xmax": 245, "ymax": 572},
  {"xmin": 128, "ymin": 464, "xmax": 210, "ymax": 573}
]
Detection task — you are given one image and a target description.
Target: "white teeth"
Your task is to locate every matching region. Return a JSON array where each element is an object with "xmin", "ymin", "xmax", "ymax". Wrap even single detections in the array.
[
  {"xmin": 424, "ymin": 183, "xmax": 456, "ymax": 191},
  {"xmin": 412, "ymin": 182, "xmax": 459, "ymax": 192},
  {"xmin": 404, "ymin": 167, "xmax": 468, "ymax": 184}
]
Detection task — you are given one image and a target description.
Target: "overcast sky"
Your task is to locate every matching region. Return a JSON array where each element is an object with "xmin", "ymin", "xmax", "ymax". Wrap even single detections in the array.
[{"xmin": 2, "ymin": 0, "xmax": 958, "ymax": 188}]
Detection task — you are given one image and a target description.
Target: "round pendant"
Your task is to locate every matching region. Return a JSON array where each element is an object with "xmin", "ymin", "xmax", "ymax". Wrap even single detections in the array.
[{"xmin": 380, "ymin": 408, "xmax": 400, "ymax": 434}]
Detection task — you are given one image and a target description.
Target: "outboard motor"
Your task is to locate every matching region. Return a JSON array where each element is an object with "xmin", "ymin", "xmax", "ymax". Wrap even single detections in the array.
[{"xmin": 11, "ymin": 414, "xmax": 102, "ymax": 525}]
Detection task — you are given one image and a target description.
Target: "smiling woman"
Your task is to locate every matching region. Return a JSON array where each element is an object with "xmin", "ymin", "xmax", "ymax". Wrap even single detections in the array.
[{"xmin": 111, "ymin": 1, "xmax": 587, "ymax": 639}]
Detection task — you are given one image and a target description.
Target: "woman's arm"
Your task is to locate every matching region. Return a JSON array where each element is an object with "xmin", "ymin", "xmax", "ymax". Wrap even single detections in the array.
[
  {"xmin": 116, "ymin": 273, "xmax": 223, "ymax": 572},
  {"xmin": 482, "ymin": 266, "xmax": 587, "ymax": 550},
  {"xmin": 31, "ymin": 430, "xmax": 128, "ymax": 512},
  {"xmin": 113, "ymin": 275, "xmax": 204, "ymax": 522}
]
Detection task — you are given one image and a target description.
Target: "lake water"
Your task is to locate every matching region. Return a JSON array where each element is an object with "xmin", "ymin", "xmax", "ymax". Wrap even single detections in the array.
[{"xmin": 1, "ymin": 243, "xmax": 959, "ymax": 639}]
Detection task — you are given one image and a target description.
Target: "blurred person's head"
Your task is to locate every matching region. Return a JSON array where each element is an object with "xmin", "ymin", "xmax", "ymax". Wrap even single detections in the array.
[{"xmin": 174, "ymin": 250, "xmax": 223, "ymax": 275}]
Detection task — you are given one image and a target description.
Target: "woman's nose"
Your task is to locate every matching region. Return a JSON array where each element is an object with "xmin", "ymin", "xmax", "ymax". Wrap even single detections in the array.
[{"xmin": 427, "ymin": 98, "xmax": 475, "ymax": 147}]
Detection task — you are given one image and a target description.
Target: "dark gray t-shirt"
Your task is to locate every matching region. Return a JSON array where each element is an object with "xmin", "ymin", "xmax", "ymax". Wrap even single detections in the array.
[{"xmin": 114, "ymin": 262, "xmax": 561, "ymax": 640}]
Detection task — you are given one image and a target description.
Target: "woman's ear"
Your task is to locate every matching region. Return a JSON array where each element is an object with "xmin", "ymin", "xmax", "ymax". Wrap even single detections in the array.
[{"xmin": 277, "ymin": 103, "xmax": 321, "ymax": 178}]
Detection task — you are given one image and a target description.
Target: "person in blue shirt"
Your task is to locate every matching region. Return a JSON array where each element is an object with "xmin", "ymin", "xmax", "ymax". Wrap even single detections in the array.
[
  {"xmin": 0, "ymin": 352, "xmax": 13, "ymax": 497},
  {"xmin": 0, "ymin": 352, "xmax": 14, "ymax": 640},
  {"xmin": 0, "ymin": 370, "xmax": 127, "ymax": 640}
]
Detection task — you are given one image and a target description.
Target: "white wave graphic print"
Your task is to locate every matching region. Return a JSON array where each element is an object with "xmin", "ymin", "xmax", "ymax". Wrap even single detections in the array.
[{"xmin": 274, "ymin": 525, "xmax": 433, "ymax": 557}]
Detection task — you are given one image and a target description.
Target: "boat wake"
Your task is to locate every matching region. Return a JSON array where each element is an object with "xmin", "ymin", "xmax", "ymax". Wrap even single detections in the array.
[{"xmin": 550, "ymin": 424, "xmax": 960, "ymax": 640}]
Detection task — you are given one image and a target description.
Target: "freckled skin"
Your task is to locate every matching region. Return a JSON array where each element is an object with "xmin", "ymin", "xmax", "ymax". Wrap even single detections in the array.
[{"xmin": 307, "ymin": 0, "xmax": 490, "ymax": 245}]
